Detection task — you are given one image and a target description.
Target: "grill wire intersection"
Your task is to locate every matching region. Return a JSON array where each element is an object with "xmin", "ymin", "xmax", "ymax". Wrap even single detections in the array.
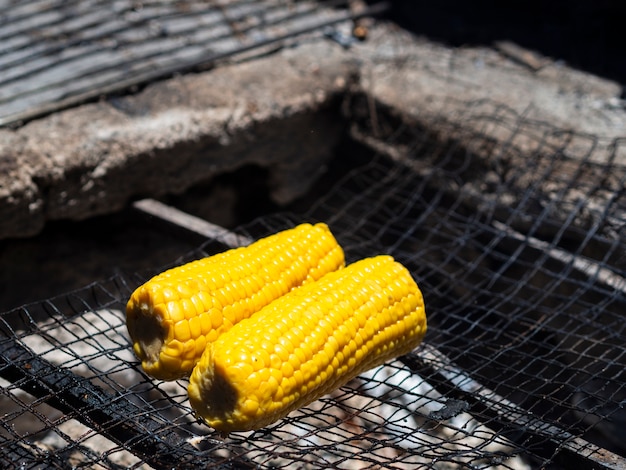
[
  {"xmin": 1, "ymin": 0, "xmax": 625, "ymax": 469},
  {"xmin": 1, "ymin": 104, "xmax": 625, "ymax": 468}
]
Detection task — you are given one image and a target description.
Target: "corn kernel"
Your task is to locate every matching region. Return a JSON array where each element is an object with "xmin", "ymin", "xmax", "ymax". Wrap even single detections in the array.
[
  {"xmin": 126, "ymin": 223, "xmax": 345, "ymax": 380},
  {"xmin": 188, "ymin": 256, "xmax": 426, "ymax": 432},
  {"xmin": 174, "ymin": 321, "xmax": 191, "ymax": 342}
]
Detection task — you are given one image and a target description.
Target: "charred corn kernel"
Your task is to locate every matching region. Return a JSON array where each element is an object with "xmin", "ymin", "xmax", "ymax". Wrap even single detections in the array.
[
  {"xmin": 126, "ymin": 223, "xmax": 344, "ymax": 380},
  {"xmin": 188, "ymin": 255, "xmax": 426, "ymax": 433}
]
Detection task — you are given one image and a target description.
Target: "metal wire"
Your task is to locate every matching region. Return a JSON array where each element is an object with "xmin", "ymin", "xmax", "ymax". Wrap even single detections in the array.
[
  {"xmin": 1, "ymin": 97, "xmax": 625, "ymax": 468},
  {"xmin": 1, "ymin": 3, "xmax": 625, "ymax": 465},
  {"xmin": 0, "ymin": 0, "xmax": 389, "ymax": 127}
]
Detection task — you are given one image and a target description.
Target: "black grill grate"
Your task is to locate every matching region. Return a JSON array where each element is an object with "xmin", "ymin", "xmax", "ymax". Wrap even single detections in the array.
[
  {"xmin": 1, "ymin": 99, "xmax": 625, "ymax": 468},
  {"xmin": 0, "ymin": 0, "xmax": 387, "ymax": 127},
  {"xmin": 1, "ymin": 2, "xmax": 625, "ymax": 463}
]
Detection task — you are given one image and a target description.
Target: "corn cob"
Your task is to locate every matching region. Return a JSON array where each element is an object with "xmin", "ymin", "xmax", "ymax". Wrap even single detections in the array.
[
  {"xmin": 126, "ymin": 223, "xmax": 344, "ymax": 380},
  {"xmin": 187, "ymin": 255, "xmax": 426, "ymax": 433}
]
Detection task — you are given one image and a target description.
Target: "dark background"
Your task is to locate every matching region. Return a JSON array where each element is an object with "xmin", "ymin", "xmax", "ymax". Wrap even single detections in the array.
[{"xmin": 383, "ymin": 0, "xmax": 626, "ymax": 90}]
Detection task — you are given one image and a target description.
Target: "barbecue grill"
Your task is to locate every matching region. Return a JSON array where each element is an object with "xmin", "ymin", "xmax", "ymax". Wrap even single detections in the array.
[{"xmin": 1, "ymin": 1, "xmax": 625, "ymax": 469}]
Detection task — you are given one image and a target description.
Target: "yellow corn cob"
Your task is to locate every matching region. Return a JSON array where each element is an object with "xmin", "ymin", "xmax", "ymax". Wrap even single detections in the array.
[
  {"xmin": 187, "ymin": 255, "xmax": 426, "ymax": 433},
  {"xmin": 126, "ymin": 223, "xmax": 344, "ymax": 381}
]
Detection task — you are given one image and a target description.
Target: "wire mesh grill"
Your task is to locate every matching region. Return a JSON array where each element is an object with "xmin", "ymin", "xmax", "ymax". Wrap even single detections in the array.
[
  {"xmin": 0, "ymin": 0, "xmax": 385, "ymax": 127},
  {"xmin": 1, "ymin": 100, "xmax": 625, "ymax": 469}
]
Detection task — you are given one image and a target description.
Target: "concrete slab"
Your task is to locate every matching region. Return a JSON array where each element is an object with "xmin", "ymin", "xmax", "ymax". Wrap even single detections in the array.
[{"xmin": 0, "ymin": 20, "xmax": 624, "ymax": 240}]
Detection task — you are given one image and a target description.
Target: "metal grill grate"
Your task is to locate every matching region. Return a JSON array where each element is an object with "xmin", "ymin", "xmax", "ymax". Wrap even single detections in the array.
[
  {"xmin": 1, "ymin": 99, "xmax": 625, "ymax": 468},
  {"xmin": 0, "ymin": 0, "xmax": 387, "ymax": 127}
]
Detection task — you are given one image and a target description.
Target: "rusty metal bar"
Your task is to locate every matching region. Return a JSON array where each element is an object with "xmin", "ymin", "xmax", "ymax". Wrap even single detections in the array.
[
  {"xmin": 492, "ymin": 220, "xmax": 626, "ymax": 294},
  {"xmin": 132, "ymin": 198, "xmax": 253, "ymax": 247}
]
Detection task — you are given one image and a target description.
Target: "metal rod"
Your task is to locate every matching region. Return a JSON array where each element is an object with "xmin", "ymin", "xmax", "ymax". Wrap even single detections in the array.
[
  {"xmin": 402, "ymin": 344, "xmax": 626, "ymax": 470},
  {"xmin": 132, "ymin": 198, "xmax": 253, "ymax": 247}
]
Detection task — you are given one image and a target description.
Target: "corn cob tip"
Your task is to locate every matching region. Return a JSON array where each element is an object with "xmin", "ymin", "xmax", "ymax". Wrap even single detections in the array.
[
  {"xmin": 126, "ymin": 296, "xmax": 165, "ymax": 368},
  {"xmin": 188, "ymin": 345, "xmax": 240, "ymax": 429}
]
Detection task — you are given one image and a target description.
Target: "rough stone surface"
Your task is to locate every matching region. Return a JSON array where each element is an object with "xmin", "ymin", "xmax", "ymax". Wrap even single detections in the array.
[
  {"xmin": 347, "ymin": 23, "xmax": 625, "ymax": 244},
  {"xmin": 0, "ymin": 41, "xmax": 353, "ymax": 239},
  {"xmin": 358, "ymin": 24, "xmax": 625, "ymax": 140},
  {"xmin": 0, "ymin": 20, "xmax": 624, "ymax": 240}
]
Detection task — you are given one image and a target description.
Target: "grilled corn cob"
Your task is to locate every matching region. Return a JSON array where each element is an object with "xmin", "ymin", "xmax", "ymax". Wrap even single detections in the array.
[
  {"xmin": 126, "ymin": 223, "xmax": 344, "ymax": 380},
  {"xmin": 188, "ymin": 255, "xmax": 426, "ymax": 433}
]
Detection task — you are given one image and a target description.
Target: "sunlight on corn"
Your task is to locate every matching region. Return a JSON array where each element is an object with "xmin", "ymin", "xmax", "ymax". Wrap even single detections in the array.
[
  {"xmin": 188, "ymin": 255, "xmax": 427, "ymax": 433},
  {"xmin": 126, "ymin": 223, "xmax": 344, "ymax": 380}
]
